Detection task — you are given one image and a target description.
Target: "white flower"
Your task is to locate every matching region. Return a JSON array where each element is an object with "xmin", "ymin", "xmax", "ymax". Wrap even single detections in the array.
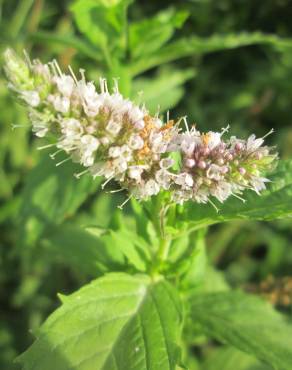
[
  {"xmin": 22, "ymin": 91, "xmax": 40, "ymax": 107},
  {"xmin": 206, "ymin": 164, "xmax": 222, "ymax": 181},
  {"xmin": 159, "ymin": 158, "xmax": 174, "ymax": 169},
  {"xmin": 211, "ymin": 181, "xmax": 232, "ymax": 202},
  {"xmin": 144, "ymin": 179, "xmax": 160, "ymax": 196},
  {"xmin": 128, "ymin": 106, "xmax": 144, "ymax": 124},
  {"xmin": 205, "ymin": 131, "xmax": 221, "ymax": 149},
  {"xmin": 109, "ymin": 146, "xmax": 122, "ymax": 158},
  {"xmin": 78, "ymin": 134, "xmax": 99, "ymax": 166},
  {"xmin": 128, "ymin": 134, "xmax": 144, "ymax": 150},
  {"xmin": 180, "ymin": 133, "xmax": 198, "ymax": 155},
  {"xmin": 29, "ymin": 109, "xmax": 52, "ymax": 137},
  {"xmin": 112, "ymin": 157, "xmax": 128, "ymax": 173},
  {"xmin": 106, "ymin": 120, "xmax": 122, "ymax": 135},
  {"xmin": 54, "ymin": 75, "xmax": 74, "ymax": 97},
  {"xmin": 120, "ymin": 145, "xmax": 132, "ymax": 161},
  {"xmin": 49, "ymin": 94, "xmax": 70, "ymax": 113},
  {"xmin": 250, "ymin": 176, "xmax": 269, "ymax": 194},
  {"xmin": 128, "ymin": 166, "xmax": 144, "ymax": 181},
  {"xmin": 155, "ymin": 169, "xmax": 171, "ymax": 189},
  {"xmin": 150, "ymin": 133, "xmax": 168, "ymax": 153},
  {"xmin": 134, "ymin": 120, "xmax": 145, "ymax": 130},
  {"xmin": 246, "ymin": 134, "xmax": 264, "ymax": 152},
  {"xmin": 174, "ymin": 173, "xmax": 194, "ymax": 188},
  {"xmin": 78, "ymin": 81, "xmax": 101, "ymax": 117},
  {"xmin": 60, "ymin": 118, "xmax": 83, "ymax": 138}
]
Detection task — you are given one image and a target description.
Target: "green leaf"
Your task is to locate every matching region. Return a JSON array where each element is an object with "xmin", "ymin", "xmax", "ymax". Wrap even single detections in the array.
[
  {"xmin": 132, "ymin": 67, "xmax": 195, "ymax": 113},
  {"xmin": 203, "ymin": 346, "xmax": 272, "ymax": 370},
  {"xmin": 43, "ymin": 224, "xmax": 126, "ymax": 276},
  {"xmin": 29, "ymin": 31, "xmax": 103, "ymax": 62},
  {"xmin": 130, "ymin": 32, "xmax": 292, "ymax": 76},
  {"xmin": 189, "ymin": 291, "xmax": 292, "ymax": 369},
  {"xmin": 19, "ymin": 153, "xmax": 99, "ymax": 245},
  {"xmin": 177, "ymin": 159, "xmax": 292, "ymax": 232},
  {"xmin": 17, "ymin": 273, "xmax": 183, "ymax": 370},
  {"xmin": 129, "ymin": 7, "xmax": 189, "ymax": 59},
  {"xmin": 102, "ymin": 229, "xmax": 151, "ymax": 271},
  {"xmin": 70, "ymin": 0, "xmax": 131, "ymax": 63}
]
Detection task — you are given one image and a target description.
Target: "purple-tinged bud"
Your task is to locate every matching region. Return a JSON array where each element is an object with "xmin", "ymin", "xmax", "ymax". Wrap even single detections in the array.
[
  {"xmin": 239, "ymin": 167, "xmax": 246, "ymax": 175},
  {"xmin": 201, "ymin": 147, "xmax": 210, "ymax": 156},
  {"xmin": 198, "ymin": 160, "xmax": 206, "ymax": 169},
  {"xmin": 226, "ymin": 153, "xmax": 233, "ymax": 161},
  {"xmin": 185, "ymin": 158, "xmax": 196, "ymax": 168},
  {"xmin": 235, "ymin": 142, "xmax": 243, "ymax": 151}
]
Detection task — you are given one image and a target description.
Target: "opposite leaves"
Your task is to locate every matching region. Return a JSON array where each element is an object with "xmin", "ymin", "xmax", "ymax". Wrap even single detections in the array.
[{"xmin": 17, "ymin": 273, "xmax": 183, "ymax": 370}]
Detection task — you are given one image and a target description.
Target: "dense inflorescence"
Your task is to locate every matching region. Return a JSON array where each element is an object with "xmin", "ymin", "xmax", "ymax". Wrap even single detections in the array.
[
  {"xmin": 4, "ymin": 49, "xmax": 277, "ymax": 207},
  {"xmin": 171, "ymin": 127, "xmax": 276, "ymax": 206}
]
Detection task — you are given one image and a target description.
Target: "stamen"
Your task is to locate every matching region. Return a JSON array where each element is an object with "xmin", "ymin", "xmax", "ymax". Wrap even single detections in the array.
[
  {"xmin": 221, "ymin": 124, "xmax": 230, "ymax": 136},
  {"xmin": 79, "ymin": 68, "xmax": 86, "ymax": 81},
  {"xmin": 99, "ymin": 78, "xmax": 105, "ymax": 93},
  {"xmin": 11, "ymin": 123, "xmax": 29, "ymax": 130},
  {"xmin": 262, "ymin": 128, "xmax": 274, "ymax": 139},
  {"xmin": 112, "ymin": 78, "xmax": 120, "ymax": 93},
  {"xmin": 48, "ymin": 61, "xmax": 58, "ymax": 76},
  {"xmin": 53, "ymin": 59, "xmax": 63, "ymax": 76},
  {"xmin": 117, "ymin": 194, "xmax": 133, "ymax": 209},
  {"xmin": 232, "ymin": 192, "xmax": 246, "ymax": 203},
  {"xmin": 208, "ymin": 198, "xmax": 219, "ymax": 213},
  {"xmin": 50, "ymin": 149, "xmax": 62, "ymax": 159},
  {"xmin": 74, "ymin": 169, "xmax": 89, "ymax": 179},
  {"xmin": 68, "ymin": 65, "xmax": 78, "ymax": 85},
  {"xmin": 37, "ymin": 143, "xmax": 56, "ymax": 150},
  {"xmin": 182, "ymin": 116, "xmax": 189, "ymax": 133},
  {"xmin": 101, "ymin": 175, "xmax": 114, "ymax": 189},
  {"xmin": 23, "ymin": 49, "xmax": 32, "ymax": 68},
  {"xmin": 107, "ymin": 188, "xmax": 125, "ymax": 194},
  {"xmin": 56, "ymin": 157, "xmax": 71, "ymax": 167}
]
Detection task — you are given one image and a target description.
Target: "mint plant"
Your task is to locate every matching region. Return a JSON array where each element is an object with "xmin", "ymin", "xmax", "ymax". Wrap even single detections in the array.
[{"xmin": 4, "ymin": 47, "xmax": 292, "ymax": 370}]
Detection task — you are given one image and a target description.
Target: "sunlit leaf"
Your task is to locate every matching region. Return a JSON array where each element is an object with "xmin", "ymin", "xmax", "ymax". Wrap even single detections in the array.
[
  {"xmin": 18, "ymin": 273, "xmax": 183, "ymax": 370},
  {"xmin": 129, "ymin": 7, "xmax": 189, "ymax": 59},
  {"xmin": 132, "ymin": 67, "xmax": 195, "ymax": 113}
]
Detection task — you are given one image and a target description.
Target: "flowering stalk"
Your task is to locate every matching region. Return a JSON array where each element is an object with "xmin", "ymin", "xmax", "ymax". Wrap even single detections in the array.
[{"xmin": 3, "ymin": 49, "xmax": 277, "ymax": 208}]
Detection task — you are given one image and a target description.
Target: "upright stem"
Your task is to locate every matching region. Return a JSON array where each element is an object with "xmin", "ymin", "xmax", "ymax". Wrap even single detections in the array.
[
  {"xmin": 150, "ymin": 203, "xmax": 172, "ymax": 276},
  {"xmin": 157, "ymin": 236, "xmax": 171, "ymax": 262}
]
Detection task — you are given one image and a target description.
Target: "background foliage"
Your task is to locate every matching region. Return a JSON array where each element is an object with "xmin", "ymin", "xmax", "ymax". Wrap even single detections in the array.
[{"xmin": 1, "ymin": 0, "xmax": 292, "ymax": 369}]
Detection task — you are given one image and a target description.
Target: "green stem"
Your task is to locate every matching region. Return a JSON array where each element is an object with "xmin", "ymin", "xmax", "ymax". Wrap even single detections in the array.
[
  {"xmin": 157, "ymin": 236, "xmax": 171, "ymax": 262},
  {"xmin": 150, "ymin": 202, "xmax": 172, "ymax": 276}
]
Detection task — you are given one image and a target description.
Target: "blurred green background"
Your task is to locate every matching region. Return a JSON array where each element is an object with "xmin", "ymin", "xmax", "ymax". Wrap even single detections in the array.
[{"xmin": 1, "ymin": 0, "xmax": 292, "ymax": 369}]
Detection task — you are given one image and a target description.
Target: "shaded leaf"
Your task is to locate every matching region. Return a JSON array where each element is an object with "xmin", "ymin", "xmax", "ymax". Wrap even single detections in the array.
[
  {"xmin": 43, "ymin": 224, "xmax": 126, "ymax": 276},
  {"xmin": 19, "ymin": 153, "xmax": 99, "ymax": 245},
  {"xmin": 130, "ymin": 32, "xmax": 292, "ymax": 76},
  {"xmin": 190, "ymin": 291, "xmax": 292, "ymax": 369}
]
